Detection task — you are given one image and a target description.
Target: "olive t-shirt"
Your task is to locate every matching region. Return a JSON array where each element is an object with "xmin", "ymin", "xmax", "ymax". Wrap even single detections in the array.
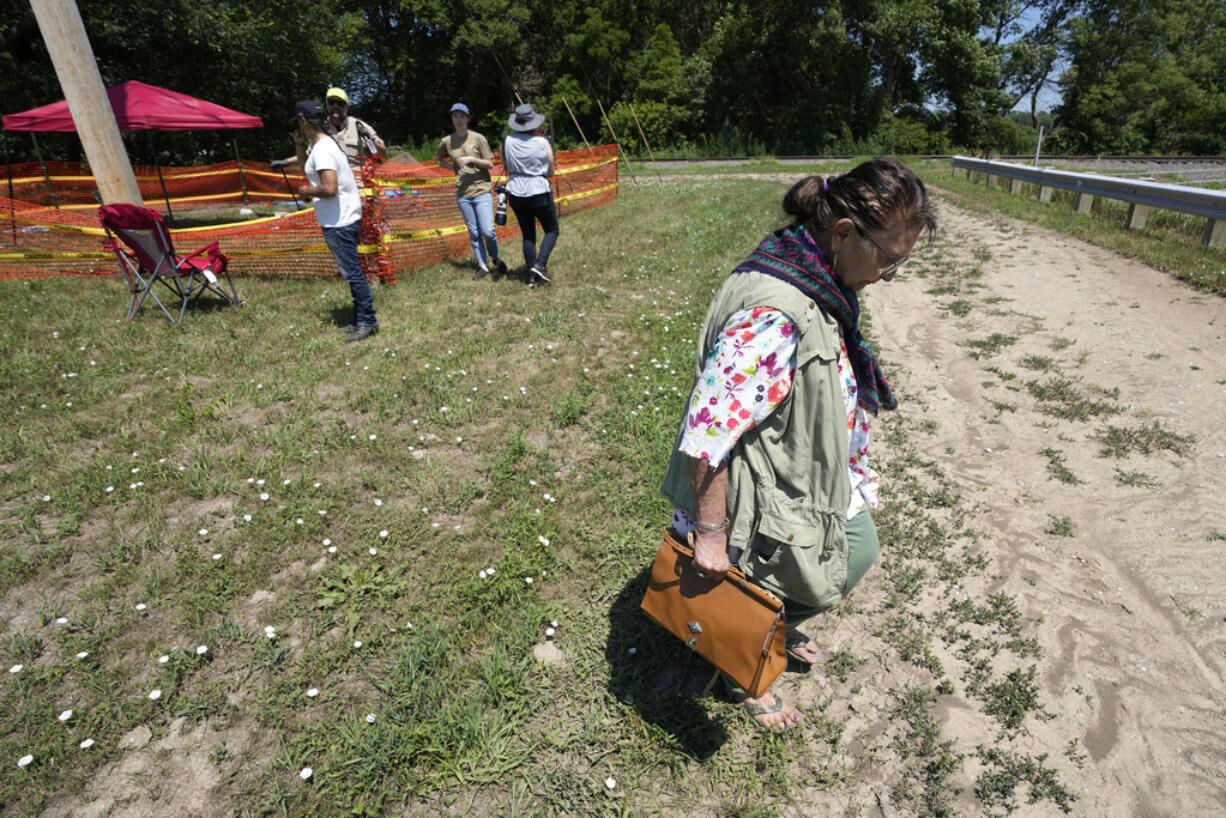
[{"xmin": 435, "ymin": 131, "xmax": 494, "ymax": 198}]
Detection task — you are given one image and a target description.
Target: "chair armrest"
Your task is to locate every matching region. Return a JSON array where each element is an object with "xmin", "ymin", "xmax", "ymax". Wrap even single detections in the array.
[{"xmin": 178, "ymin": 241, "xmax": 228, "ymax": 273}]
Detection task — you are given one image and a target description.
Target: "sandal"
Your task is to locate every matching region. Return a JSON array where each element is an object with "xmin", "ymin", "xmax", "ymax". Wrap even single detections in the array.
[
  {"xmin": 785, "ymin": 630, "xmax": 820, "ymax": 666},
  {"xmin": 722, "ymin": 675, "xmax": 802, "ymax": 731},
  {"xmin": 741, "ymin": 694, "xmax": 802, "ymax": 731}
]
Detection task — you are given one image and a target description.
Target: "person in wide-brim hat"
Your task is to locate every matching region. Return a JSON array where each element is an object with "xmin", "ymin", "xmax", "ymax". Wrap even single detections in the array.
[
  {"xmin": 501, "ymin": 103, "xmax": 558, "ymax": 286},
  {"xmin": 508, "ymin": 103, "xmax": 546, "ymax": 132}
]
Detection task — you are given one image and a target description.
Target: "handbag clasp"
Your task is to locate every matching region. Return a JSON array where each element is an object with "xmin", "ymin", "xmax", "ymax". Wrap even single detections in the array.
[{"xmin": 688, "ymin": 621, "xmax": 703, "ymax": 634}]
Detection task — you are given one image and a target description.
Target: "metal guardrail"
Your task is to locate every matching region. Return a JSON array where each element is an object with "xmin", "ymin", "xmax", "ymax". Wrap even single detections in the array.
[{"xmin": 950, "ymin": 156, "xmax": 1226, "ymax": 249}]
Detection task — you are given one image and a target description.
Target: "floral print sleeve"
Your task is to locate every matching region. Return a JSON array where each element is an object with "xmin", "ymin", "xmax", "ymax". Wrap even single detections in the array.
[
  {"xmin": 678, "ymin": 307, "xmax": 797, "ymax": 465},
  {"xmin": 840, "ymin": 331, "xmax": 880, "ymax": 518}
]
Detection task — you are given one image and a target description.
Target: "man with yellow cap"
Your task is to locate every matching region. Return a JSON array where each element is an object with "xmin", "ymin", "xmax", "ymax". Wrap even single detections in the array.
[
  {"xmin": 272, "ymin": 87, "xmax": 387, "ymax": 186},
  {"xmin": 324, "ymin": 87, "xmax": 386, "ymax": 177}
]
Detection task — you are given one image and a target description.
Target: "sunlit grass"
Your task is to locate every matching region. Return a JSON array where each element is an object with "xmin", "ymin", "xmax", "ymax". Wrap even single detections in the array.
[{"xmin": 0, "ymin": 175, "xmax": 1085, "ymax": 815}]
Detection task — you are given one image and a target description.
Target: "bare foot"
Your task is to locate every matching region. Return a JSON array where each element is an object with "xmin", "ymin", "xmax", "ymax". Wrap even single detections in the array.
[
  {"xmin": 785, "ymin": 629, "xmax": 820, "ymax": 664},
  {"xmin": 736, "ymin": 691, "xmax": 802, "ymax": 731}
]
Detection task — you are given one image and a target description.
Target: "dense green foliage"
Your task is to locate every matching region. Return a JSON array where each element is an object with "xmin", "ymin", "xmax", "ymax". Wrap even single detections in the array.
[
  {"xmin": 1054, "ymin": 0, "xmax": 1226, "ymax": 154},
  {"xmin": 1, "ymin": 0, "xmax": 1221, "ymax": 161},
  {"xmin": 2, "ymin": 0, "xmax": 349, "ymax": 163}
]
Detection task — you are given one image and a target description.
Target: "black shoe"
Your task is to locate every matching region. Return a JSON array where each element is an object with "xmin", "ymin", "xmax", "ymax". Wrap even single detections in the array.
[
  {"xmin": 472, "ymin": 267, "xmax": 490, "ymax": 281},
  {"xmin": 344, "ymin": 325, "xmax": 378, "ymax": 343},
  {"xmin": 494, "ymin": 258, "xmax": 508, "ymax": 278},
  {"xmin": 530, "ymin": 266, "xmax": 551, "ymax": 284}
]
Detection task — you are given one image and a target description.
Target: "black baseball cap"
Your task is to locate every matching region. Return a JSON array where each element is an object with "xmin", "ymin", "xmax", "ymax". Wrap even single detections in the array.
[{"xmin": 293, "ymin": 100, "xmax": 327, "ymax": 125}]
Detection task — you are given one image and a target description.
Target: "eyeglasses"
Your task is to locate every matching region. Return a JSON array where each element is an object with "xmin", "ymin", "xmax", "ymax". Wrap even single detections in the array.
[
  {"xmin": 326, "ymin": 99, "xmax": 347, "ymax": 107},
  {"xmin": 857, "ymin": 228, "xmax": 908, "ymax": 279}
]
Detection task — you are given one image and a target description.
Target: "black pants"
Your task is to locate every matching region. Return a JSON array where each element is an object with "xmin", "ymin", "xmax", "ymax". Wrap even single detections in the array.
[{"xmin": 507, "ymin": 191, "xmax": 559, "ymax": 273}]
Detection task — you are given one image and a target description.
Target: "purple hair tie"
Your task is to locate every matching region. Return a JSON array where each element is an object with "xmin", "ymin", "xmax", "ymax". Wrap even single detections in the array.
[{"xmin": 822, "ymin": 177, "xmax": 828, "ymax": 191}]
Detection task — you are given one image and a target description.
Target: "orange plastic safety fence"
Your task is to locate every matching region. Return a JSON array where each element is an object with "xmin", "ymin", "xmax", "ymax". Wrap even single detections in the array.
[
  {"xmin": 1, "ymin": 158, "xmax": 313, "ymax": 211},
  {"xmin": 0, "ymin": 144, "xmax": 619, "ymax": 283}
]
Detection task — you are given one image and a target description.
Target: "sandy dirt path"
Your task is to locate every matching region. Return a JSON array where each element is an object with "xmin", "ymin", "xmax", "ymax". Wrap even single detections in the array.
[{"xmin": 866, "ymin": 192, "xmax": 1226, "ymax": 815}]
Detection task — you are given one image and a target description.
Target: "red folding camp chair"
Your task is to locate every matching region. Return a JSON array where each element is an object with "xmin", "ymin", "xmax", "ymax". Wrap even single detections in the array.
[{"xmin": 99, "ymin": 204, "xmax": 240, "ymax": 326}]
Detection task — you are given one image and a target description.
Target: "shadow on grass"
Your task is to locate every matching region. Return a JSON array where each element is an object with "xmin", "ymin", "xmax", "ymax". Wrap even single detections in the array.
[
  {"xmin": 442, "ymin": 256, "xmax": 538, "ymax": 286},
  {"xmin": 326, "ymin": 305, "xmax": 353, "ymax": 327},
  {"xmin": 605, "ymin": 565, "xmax": 731, "ymax": 760},
  {"xmin": 125, "ymin": 290, "xmax": 240, "ymax": 325}
]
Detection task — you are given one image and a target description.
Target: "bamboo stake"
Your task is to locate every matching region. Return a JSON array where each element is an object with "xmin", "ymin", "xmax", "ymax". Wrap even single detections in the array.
[
  {"xmin": 628, "ymin": 103, "xmax": 663, "ymax": 182},
  {"xmin": 596, "ymin": 99, "xmax": 637, "ymax": 187},
  {"xmin": 486, "ymin": 48, "xmax": 524, "ymax": 106},
  {"xmin": 560, "ymin": 96, "xmax": 594, "ymax": 157},
  {"xmin": 276, "ymin": 164, "xmax": 302, "ymax": 211}
]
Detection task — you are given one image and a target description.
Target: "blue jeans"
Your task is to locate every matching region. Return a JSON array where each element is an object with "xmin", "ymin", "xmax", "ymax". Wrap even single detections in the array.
[
  {"xmin": 456, "ymin": 193, "xmax": 499, "ymax": 268},
  {"xmin": 508, "ymin": 191, "xmax": 559, "ymax": 272},
  {"xmin": 322, "ymin": 221, "xmax": 376, "ymax": 328}
]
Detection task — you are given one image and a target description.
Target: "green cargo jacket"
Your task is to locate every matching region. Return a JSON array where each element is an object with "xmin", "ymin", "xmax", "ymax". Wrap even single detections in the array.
[{"xmin": 661, "ymin": 271, "xmax": 852, "ymax": 611}]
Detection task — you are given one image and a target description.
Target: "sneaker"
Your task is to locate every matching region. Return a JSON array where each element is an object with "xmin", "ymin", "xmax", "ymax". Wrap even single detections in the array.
[
  {"xmin": 338, "ymin": 324, "xmax": 357, "ymax": 334},
  {"xmin": 530, "ymin": 266, "xmax": 551, "ymax": 284},
  {"xmin": 343, "ymin": 325, "xmax": 378, "ymax": 343},
  {"xmin": 472, "ymin": 267, "xmax": 490, "ymax": 281}
]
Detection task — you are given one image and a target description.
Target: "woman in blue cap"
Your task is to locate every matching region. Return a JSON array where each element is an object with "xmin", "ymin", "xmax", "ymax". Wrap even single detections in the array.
[{"xmin": 435, "ymin": 103, "xmax": 505, "ymax": 280}]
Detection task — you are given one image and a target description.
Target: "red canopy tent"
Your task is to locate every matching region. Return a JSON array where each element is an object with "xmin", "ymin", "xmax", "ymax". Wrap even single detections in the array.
[
  {"xmin": 3, "ymin": 80, "xmax": 263, "ymax": 131},
  {"xmin": 3, "ymin": 80, "xmax": 263, "ymax": 216}
]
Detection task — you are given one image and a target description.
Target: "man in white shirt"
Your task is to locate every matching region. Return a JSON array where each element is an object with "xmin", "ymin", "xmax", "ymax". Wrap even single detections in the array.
[{"xmin": 292, "ymin": 100, "xmax": 378, "ymax": 342}]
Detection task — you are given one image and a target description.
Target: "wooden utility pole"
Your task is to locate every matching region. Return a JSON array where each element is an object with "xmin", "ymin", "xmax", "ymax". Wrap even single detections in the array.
[{"xmin": 29, "ymin": 0, "xmax": 142, "ymax": 205}]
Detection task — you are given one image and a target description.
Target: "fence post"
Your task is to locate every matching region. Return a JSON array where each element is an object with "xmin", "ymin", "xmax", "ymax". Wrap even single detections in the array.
[
  {"xmin": 1009, "ymin": 178, "xmax": 1022, "ymax": 195},
  {"xmin": 1126, "ymin": 203, "xmax": 1150, "ymax": 230},
  {"xmin": 1075, "ymin": 192, "xmax": 1093, "ymax": 215},
  {"xmin": 1038, "ymin": 185, "xmax": 1053, "ymax": 203},
  {"xmin": 1204, "ymin": 218, "xmax": 1226, "ymax": 250}
]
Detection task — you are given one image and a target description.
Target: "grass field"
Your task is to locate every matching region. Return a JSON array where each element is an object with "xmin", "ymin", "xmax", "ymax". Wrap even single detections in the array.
[{"xmin": 0, "ymin": 173, "xmax": 1113, "ymax": 815}]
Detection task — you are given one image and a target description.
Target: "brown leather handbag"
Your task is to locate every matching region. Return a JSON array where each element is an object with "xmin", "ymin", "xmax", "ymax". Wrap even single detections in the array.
[{"xmin": 640, "ymin": 527, "xmax": 787, "ymax": 698}]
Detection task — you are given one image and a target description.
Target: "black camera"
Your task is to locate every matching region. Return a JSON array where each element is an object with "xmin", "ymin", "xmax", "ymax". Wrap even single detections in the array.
[{"xmin": 494, "ymin": 184, "xmax": 508, "ymax": 226}]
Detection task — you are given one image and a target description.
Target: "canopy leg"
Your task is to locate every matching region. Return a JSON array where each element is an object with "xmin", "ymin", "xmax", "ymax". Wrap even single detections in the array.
[
  {"xmin": 4, "ymin": 133, "xmax": 16, "ymax": 245},
  {"xmin": 147, "ymin": 131, "xmax": 173, "ymax": 222},
  {"xmin": 232, "ymin": 138, "xmax": 250, "ymax": 205},
  {"xmin": 30, "ymin": 133, "xmax": 59, "ymax": 209}
]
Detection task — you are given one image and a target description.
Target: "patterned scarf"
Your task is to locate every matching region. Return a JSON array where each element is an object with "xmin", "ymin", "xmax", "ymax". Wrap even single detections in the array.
[{"xmin": 732, "ymin": 222, "xmax": 897, "ymax": 414}]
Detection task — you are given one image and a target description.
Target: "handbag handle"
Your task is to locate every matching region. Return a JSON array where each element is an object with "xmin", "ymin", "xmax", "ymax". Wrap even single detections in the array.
[
  {"xmin": 673, "ymin": 528, "xmax": 751, "ymax": 585},
  {"xmin": 664, "ymin": 527, "xmax": 782, "ymax": 609}
]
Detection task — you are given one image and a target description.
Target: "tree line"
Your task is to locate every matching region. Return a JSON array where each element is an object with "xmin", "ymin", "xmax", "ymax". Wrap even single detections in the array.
[{"xmin": 1, "ymin": 0, "xmax": 1222, "ymax": 166}]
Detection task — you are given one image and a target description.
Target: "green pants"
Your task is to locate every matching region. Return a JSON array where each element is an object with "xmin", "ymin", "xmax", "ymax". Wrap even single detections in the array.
[{"xmin": 781, "ymin": 508, "xmax": 880, "ymax": 628}]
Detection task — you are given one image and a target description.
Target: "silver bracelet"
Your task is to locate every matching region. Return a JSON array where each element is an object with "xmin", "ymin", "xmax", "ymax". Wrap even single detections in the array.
[{"xmin": 694, "ymin": 519, "xmax": 727, "ymax": 532}]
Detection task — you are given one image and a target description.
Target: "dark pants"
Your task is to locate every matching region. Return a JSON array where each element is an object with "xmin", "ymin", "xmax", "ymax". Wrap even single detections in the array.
[
  {"xmin": 322, "ymin": 221, "xmax": 376, "ymax": 327},
  {"xmin": 507, "ymin": 191, "xmax": 559, "ymax": 273}
]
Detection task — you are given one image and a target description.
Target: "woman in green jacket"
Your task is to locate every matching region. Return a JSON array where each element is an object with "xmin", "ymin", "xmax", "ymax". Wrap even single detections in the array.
[{"xmin": 660, "ymin": 157, "xmax": 936, "ymax": 730}]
